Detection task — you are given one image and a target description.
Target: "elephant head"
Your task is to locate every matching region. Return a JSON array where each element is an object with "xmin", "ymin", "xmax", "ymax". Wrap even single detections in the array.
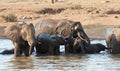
[
  {"xmin": 55, "ymin": 20, "xmax": 90, "ymax": 47},
  {"xmin": 4, "ymin": 22, "xmax": 36, "ymax": 56},
  {"xmin": 71, "ymin": 22, "xmax": 90, "ymax": 47}
]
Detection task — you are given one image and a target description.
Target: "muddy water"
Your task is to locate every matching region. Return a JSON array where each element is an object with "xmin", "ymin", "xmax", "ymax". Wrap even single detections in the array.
[{"xmin": 0, "ymin": 39, "xmax": 120, "ymax": 71}]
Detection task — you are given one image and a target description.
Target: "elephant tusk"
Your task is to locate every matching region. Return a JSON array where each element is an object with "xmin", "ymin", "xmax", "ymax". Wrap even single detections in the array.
[{"xmin": 77, "ymin": 32, "xmax": 87, "ymax": 42}]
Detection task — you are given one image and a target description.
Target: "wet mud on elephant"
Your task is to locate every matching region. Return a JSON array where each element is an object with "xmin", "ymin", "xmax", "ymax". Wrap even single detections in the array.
[
  {"xmin": 65, "ymin": 37, "xmax": 86, "ymax": 54},
  {"xmin": 4, "ymin": 23, "xmax": 36, "ymax": 57},
  {"xmin": 33, "ymin": 19, "xmax": 90, "ymax": 54},
  {"xmin": 35, "ymin": 33, "xmax": 65, "ymax": 55},
  {"xmin": 85, "ymin": 43, "xmax": 108, "ymax": 54}
]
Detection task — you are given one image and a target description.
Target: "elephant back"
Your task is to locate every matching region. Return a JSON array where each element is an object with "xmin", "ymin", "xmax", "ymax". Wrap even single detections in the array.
[
  {"xmin": 55, "ymin": 20, "xmax": 74, "ymax": 38},
  {"xmin": 37, "ymin": 33, "xmax": 51, "ymax": 41},
  {"xmin": 35, "ymin": 19, "xmax": 59, "ymax": 37}
]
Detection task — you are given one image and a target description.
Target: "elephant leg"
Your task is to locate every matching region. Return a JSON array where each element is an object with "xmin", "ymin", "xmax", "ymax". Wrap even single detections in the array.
[
  {"xmin": 79, "ymin": 43, "xmax": 86, "ymax": 53},
  {"xmin": 54, "ymin": 46, "xmax": 60, "ymax": 55},
  {"xmin": 35, "ymin": 44, "xmax": 41, "ymax": 55},
  {"xmin": 65, "ymin": 45, "xmax": 70, "ymax": 54},
  {"xmin": 48, "ymin": 46, "xmax": 54, "ymax": 55},
  {"xmin": 24, "ymin": 47, "xmax": 30, "ymax": 56},
  {"xmin": 73, "ymin": 48, "xmax": 77, "ymax": 53},
  {"xmin": 14, "ymin": 44, "xmax": 21, "ymax": 57}
]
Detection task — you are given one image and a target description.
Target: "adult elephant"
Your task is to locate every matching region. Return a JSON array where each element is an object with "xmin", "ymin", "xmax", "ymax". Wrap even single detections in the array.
[
  {"xmin": 34, "ymin": 19, "xmax": 90, "ymax": 54},
  {"xmin": 4, "ymin": 23, "xmax": 36, "ymax": 57},
  {"xmin": 36, "ymin": 33, "xmax": 65, "ymax": 55},
  {"xmin": 105, "ymin": 27, "xmax": 120, "ymax": 54}
]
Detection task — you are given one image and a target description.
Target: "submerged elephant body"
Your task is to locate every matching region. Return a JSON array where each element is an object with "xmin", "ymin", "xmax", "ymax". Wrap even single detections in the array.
[
  {"xmin": 0, "ymin": 48, "xmax": 14, "ymax": 54},
  {"xmin": 105, "ymin": 27, "xmax": 120, "ymax": 54},
  {"xmin": 36, "ymin": 33, "xmax": 65, "ymax": 55},
  {"xmin": 86, "ymin": 43, "xmax": 107, "ymax": 54},
  {"xmin": 34, "ymin": 19, "xmax": 90, "ymax": 54},
  {"xmin": 4, "ymin": 23, "xmax": 36, "ymax": 57}
]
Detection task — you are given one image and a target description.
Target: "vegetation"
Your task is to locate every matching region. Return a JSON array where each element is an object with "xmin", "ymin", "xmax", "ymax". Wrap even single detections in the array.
[{"xmin": 0, "ymin": 14, "xmax": 17, "ymax": 22}]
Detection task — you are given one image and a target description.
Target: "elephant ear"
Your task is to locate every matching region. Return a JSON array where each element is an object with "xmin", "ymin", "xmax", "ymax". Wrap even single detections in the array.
[
  {"xmin": 20, "ymin": 23, "xmax": 35, "ymax": 41},
  {"xmin": 4, "ymin": 24, "xmax": 21, "ymax": 42},
  {"xmin": 55, "ymin": 20, "xmax": 73, "ymax": 38}
]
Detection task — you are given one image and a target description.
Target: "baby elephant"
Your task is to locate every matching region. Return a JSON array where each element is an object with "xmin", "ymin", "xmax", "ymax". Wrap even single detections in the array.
[
  {"xmin": 36, "ymin": 33, "xmax": 65, "ymax": 55},
  {"xmin": 65, "ymin": 37, "xmax": 86, "ymax": 54},
  {"xmin": 86, "ymin": 43, "xmax": 108, "ymax": 54}
]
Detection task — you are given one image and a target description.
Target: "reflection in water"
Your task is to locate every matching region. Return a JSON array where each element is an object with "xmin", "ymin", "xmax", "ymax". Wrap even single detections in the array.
[
  {"xmin": 9, "ymin": 57, "xmax": 34, "ymax": 69},
  {"xmin": 1, "ymin": 39, "xmax": 120, "ymax": 71}
]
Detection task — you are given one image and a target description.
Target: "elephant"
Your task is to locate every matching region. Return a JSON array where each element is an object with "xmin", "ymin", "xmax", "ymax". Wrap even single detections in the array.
[
  {"xmin": 65, "ymin": 37, "xmax": 86, "ymax": 54},
  {"xmin": 33, "ymin": 19, "xmax": 90, "ymax": 54},
  {"xmin": 4, "ymin": 22, "xmax": 36, "ymax": 57},
  {"xmin": 0, "ymin": 48, "xmax": 14, "ymax": 54},
  {"xmin": 105, "ymin": 27, "xmax": 120, "ymax": 54},
  {"xmin": 35, "ymin": 32, "xmax": 65, "ymax": 55},
  {"xmin": 85, "ymin": 43, "xmax": 108, "ymax": 54}
]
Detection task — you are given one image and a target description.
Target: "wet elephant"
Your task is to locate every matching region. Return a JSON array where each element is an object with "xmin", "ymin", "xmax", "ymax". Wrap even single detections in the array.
[
  {"xmin": 4, "ymin": 23, "xmax": 36, "ymax": 57},
  {"xmin": 105, "ymin": 27, "xmax": 120, "ymax": 54},
  {"xmin": 33, "ymin": 19, "xmax": 90, "ymax": 54},
  {"xmin": 86, "ymin": 43, "xmax": 108, "ymax": 54},
  {"xmin": 65, "ymin": 37, "xmax": 85, "ymax": 54},
  {"xmin": 0, "ymin": 48, "xmax": 14, "ymax": 54},
  {"xmin": 36, "ymin": 33, "xmax": 65, "ymax": 55}
]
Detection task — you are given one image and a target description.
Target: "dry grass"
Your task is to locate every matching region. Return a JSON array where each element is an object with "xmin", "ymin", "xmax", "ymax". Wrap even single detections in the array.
[
  {"xmin": 36, "ymin": 8, "xmax": 65, "ymax": 14},
  {"xmin": 105, "ymin": 9, "xmax": 120, "ymax": 14},
  {"xmin": 0, "ymin": 14, "xmax": 17, "ymax": 22}
]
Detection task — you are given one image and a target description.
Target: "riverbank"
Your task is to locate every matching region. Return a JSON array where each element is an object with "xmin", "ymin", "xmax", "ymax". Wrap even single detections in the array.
[{"xmin": 0, "ymin": 0, "xmax": 120, "ymax": 40}]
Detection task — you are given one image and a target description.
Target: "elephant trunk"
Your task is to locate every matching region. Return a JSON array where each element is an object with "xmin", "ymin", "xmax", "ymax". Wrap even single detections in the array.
[
  {"xmin": 77, "ymin": 31, "xmax": 90, "ymax": 47},
  {"xmin": 28, "ymin": 38, "xmax": 37, "ymax": 55}
]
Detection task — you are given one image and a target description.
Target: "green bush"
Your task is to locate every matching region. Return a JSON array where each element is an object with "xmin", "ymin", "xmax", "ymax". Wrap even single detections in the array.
[{"xmin": 0, "ymin": 14, "xmax": 17, "ymax": 22}]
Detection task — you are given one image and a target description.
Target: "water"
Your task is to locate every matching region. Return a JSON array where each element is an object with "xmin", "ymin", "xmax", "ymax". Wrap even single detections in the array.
[{"xmin": 0, "ymin": 39, "xmax": 120, "ymax": 71}]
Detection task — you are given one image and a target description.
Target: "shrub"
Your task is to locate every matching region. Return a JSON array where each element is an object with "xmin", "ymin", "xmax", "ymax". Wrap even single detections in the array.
[
  {"xmin": 67, "ymin": 5, "xmax": 82, "ymax": 10},
  {"xmin": 105, "ymin": 9, "xmax": 120, "ymax": 14},
  {"xmin": 0, "ymin": 14, "xmax": 17, "ymax": 22}
]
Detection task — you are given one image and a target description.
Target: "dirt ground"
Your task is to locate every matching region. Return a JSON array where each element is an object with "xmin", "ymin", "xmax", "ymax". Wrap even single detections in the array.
[{"xmin": 0, "ymin": 0, "xmax": 120, "ymax": 39}]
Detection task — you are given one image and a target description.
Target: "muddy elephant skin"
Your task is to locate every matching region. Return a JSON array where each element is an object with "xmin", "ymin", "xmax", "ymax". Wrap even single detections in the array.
[
  {"xmin": 105, "ymin": 27, "xmax": 120, "ymax": 54},
  {"xmin": 4, "ymin": 23, "xmax": 36, "ymax": 57},
  {"xmin": 65, "ymin": 37, "xmax": 85, "ymax": 54},
  {"xmin": 34, "ymin": 19, "xmax": 90, "ymax": 54},
  {"xmin": 36, "ymin": 33, "xmax": 65, "ymax": 55},
  {"xmin": 86, "ymin": 43, "xmax": 107, "ymax": 54},
  {"xmin": 0, "ymin": 48, "xmax": 14, "ymax": 54}
]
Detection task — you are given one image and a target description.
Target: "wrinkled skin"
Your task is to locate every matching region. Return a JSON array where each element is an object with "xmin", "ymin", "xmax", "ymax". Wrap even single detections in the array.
[
  {"xmin": 36, "ymin": 33, "xmax": 65, "ymax": 55},
  {"xmin": 65, "ymin": 37, "xmax": 86, "ymax": 54},
  {"xmin": 4, "ymin": 23, "xmax": 36, "ymax": 57},
  {"xmin": 34, "ymin": 19, "xmax": 90, "ymax": 54},
  {"xmin": 105, "ymin": 27, "xmax": 120, "ymax": 54},
  {"xmin": 86, "ymin": 43, "xmax": 108, "ymax": 54}
]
